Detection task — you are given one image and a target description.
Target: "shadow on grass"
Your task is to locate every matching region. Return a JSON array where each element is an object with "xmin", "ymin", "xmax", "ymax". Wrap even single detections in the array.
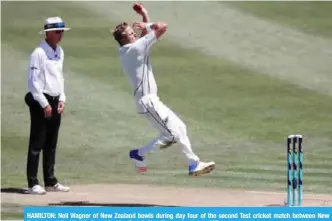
[
  {"xmin": 1, "ymin": 187, "xmax": 29, "ymax": 194},
  {"xmin": 49, "ymin": 201, "xmax": 179, "ymax": 207},
  {"xmin": 265, "ymin": 204, "xmax": 285, "ymax": 207}
]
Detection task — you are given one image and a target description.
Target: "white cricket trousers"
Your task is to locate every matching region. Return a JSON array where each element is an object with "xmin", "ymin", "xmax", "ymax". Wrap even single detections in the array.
[{"xmin": 135, "ymin": 94, "xmax": 200, "ymax": 165}]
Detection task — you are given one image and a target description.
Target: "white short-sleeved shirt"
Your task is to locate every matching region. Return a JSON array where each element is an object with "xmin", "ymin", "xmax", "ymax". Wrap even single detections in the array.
[
  {"xmin": 28, "ymin": 40, "xmax": 66, "ymax": 108},
  {"xmin": 118, "ymin": 31, "xmax": 158, "ymax": 101}
]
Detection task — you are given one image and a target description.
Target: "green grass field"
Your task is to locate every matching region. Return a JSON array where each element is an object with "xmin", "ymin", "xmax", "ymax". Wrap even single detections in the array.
[{"xmin": 2, "ymin": 1, "xmax": 332, "ymax": 218}]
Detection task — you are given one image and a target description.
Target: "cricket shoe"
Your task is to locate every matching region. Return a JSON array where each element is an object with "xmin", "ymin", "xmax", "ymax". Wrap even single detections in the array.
[
  {"xmin": 188, "ymin": 161, "xmax": 216, "ymax": 176},
  {"xmin": 28, "ymin": 185, "xmax": 46, "ymax": 195},
  {"xmin": 129, "ymin": 149, "xmax": 147, "ymax": 173},
  {"xmin": 45, "ymin": 183, "xmax": 70, "ymax": 192}
]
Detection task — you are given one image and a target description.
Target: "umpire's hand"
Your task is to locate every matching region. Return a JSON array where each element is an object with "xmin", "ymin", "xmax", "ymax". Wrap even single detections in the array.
[
  {"xmin": 58, "ymin": 101, "xmax": 65, "ymax": 114},
  {"xmin": 44, "ymin": 105, "xmax": 52, "ymax": 118}
]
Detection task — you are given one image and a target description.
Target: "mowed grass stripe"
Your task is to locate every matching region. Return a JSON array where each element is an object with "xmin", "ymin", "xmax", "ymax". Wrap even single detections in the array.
[
  {"xmin": 224, "ymin": 167, "xmax": 331, "ymax": 178},
  {"xmin": 1, "ymin": 2, "xmax": 331, "ymax": 193},
  {"xmin": 221, "ymin": 161, "xmax": 332, "ymax": 171},
  {"xmin": 210, "ymin": 172, "xmax": 330, "ymax": 184},
  {"xmin": 1, "ymin": 203, "xmax": 25, "ymax": 220},
  {"xmin": 3, "ymin": 1, "xmax": 331, "ymax": 146},
  {"xmin": 225, "ymin": 1, "xmax": 332, "ymax": 39},
  {"xmin": 83, "ymin": 1, "xmax": 332, "ymax": 97},
  {"xmin": 207, "ymin": 176, "xmax": 330, "ymax": 193},
  {"xmin": 76, "ymin": 2, "xmax": 332, "ymax": 193},
  {"xmin": 81, "ymin": 1, "xmax": 332, "ymax": 149}
]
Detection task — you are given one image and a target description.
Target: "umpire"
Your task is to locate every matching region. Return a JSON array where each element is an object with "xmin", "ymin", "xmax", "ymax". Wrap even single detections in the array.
[{"xmin": 24, "ymin": 17, "xmax": 71, "ymax": 194}]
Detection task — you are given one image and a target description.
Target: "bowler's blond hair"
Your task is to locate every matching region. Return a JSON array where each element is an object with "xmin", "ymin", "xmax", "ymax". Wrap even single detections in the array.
[{"xmin": 111, "ymin": 22, "xmax": 128, "ymax": 46}]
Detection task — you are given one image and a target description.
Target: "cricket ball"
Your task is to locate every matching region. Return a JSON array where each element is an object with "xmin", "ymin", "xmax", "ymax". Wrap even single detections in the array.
[{"xmin": 133, "ymin": 2, "xmax": 143, "ymax": 13}]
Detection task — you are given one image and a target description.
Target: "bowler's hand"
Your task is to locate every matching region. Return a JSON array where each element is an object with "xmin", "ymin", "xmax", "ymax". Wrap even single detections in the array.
[
  {"xmin": 58, "ymin": 101, "xmax": 65, "ymax": 114},
  {"xmin": 44, "ymin": 105, "xmax": 52, "ymax": 118},
  {"xmin": 138, "ymin": 6, "xmax": 148, "ymax": 16},
  {"xmin": 133, "ymin": 2, "xmax": 148, "ymax": 16},
  {"xmin": 133, "ymin": 22, "xmax": 147, "ymax": 31}
]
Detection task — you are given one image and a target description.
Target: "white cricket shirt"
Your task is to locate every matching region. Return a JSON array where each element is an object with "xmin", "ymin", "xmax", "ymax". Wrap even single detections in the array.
[
  {"xmin": 118, "ymin": 31, "xmax": 158, "ymax": 101},
  {"xmin": 28, "ymin": 40, "xmax": 66, "ymax": 108}
]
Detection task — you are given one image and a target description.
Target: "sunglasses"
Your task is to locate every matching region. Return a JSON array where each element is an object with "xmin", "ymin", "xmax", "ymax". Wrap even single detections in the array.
[{"xmin": 55, "ymin": 30, "xmax": 64, "ymax": 34}]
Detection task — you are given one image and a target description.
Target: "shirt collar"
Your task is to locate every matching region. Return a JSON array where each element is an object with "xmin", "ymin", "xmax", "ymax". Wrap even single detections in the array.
[
  {"xmin": 40, "ymin": 40, "xmax": 60, "ymax": 60},
  {"xmin": 119, "ymin": 43, "xmax": 132, "ymax": 53}
]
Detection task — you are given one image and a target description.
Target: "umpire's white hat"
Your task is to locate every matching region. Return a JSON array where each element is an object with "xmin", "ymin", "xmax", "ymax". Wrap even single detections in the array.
[{"xmin": 39, "ymin": 17, "xmax": 71, "ymax": 34}]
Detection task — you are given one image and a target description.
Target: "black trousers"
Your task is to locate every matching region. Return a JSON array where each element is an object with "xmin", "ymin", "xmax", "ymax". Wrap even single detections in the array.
[{"xmin": 25, "ymin": 92, "xmax": 61, "ymax": 188}]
